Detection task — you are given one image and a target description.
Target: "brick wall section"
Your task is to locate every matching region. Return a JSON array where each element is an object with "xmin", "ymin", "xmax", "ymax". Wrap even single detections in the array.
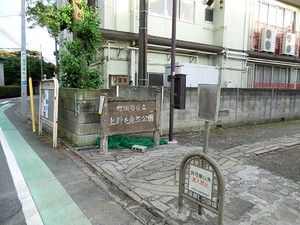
[{"xmin": 58, "ymin": 87, "xmax": 300, "ymax": 146}]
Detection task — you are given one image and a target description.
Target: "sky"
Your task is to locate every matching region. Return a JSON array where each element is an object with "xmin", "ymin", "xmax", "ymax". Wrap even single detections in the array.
[{"xmin": 0, "ymin": 0, "xmax": 56, "ymax": 64}]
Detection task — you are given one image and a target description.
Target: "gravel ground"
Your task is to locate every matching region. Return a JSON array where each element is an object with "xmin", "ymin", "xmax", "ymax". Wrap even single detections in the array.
[
  {"xmin": 174, "ymin": 121, "xmax": 300, "ymax": 183},
  {"xmin": 250, "ymin": 146, "xmax": 300, "ymax": 183},
  {"xmin": 173, "ymin": 121, "xmax": 300, "ymax": 151}
]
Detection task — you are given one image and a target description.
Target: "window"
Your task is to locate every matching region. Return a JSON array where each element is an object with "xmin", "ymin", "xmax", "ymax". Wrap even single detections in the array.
[
  {"xmin": 180, "ymin": 0, "xmax": 195, "ymax": 22},
  {"xmin": 255, "ymin": 1, "xmax": 296, "ymax": 31},
  {"xmin": 259, "ymin": 3, "xmax": 268, "ymax": 25},
  {"xmin": 284, "ymin": 9, "xmax": 295, "ymax": 30},
  {"xmin": 205, "ymin": 8, "xmax": 214, "ymax": 22},
  {"xmin": 268, "ymin": 5, "xmax": 276, "ymax": 27},
  {"xmin": 254, "ymin": 65, "xmax": 291, "ymax": 88},
  {"xmin": 149, "ymin": 0, "xmax": 165, "ymax": 16},
  {"xmin": 149, "ymin": 0, "xmax": 195, "ymax": 22},
  {"xmin": 276, "ymin": 7, "xmax": 284, "ymax": 28},
  {"xmin": 296, "ymin": 70, "xmax": 300, "ymax": 89}
]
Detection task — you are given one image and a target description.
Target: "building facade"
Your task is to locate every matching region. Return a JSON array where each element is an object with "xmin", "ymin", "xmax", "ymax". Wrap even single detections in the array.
[{"xmin": 72, "ymin": 0, "xmax": 300, "ymax": 89}]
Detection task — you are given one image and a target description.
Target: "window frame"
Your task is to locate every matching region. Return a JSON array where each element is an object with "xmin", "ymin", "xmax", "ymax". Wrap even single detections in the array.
[
  {"xmin": 149, "ymin": 0, "xmax": 196, "ymax": 23},
  {"xmin": 204, "ymin": 8, "xmax": 214, "ymax": 23},
  {"xmin": 255, "ymin": 0, "xmax": 296, "ymax": 31}
]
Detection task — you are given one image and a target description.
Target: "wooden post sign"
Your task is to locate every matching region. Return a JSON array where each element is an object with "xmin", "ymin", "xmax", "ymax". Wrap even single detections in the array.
[
  {"xmin": 178, "ymin": 153, "xmax": 225, "ymax": 225},
  {"xmin": 99, "ymin": 94, "xmax": 161, "ymax": 154}
]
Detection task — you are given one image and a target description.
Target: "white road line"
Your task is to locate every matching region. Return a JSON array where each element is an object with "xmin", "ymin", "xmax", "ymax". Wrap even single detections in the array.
[
  {"xmin": 0, "ymin": 101, "xmax": 10, "ymax": 104},
  {"xmin": 0, "ymin": 127, "xmax": 44, "ymax": 225}
]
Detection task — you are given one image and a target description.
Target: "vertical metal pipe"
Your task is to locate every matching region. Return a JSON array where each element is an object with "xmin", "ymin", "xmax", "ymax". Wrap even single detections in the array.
[
  {"xmin": 21, "ymin": 0, "xmax": 27, "ymax": 122},
  {"xmin": 40, "ymin": 45, "xmax": 43, "ymax": 80},
  {"xmin": 55, "ymin": 37, "xmax": 59, "ymax": 76},
  {"xmin": 138, "ymin": 0, "xmax": 148, "ymax": 86},
  {"xmin": 169, "ymin": 0, "xmax": 177, "ymax": 141},
  {"xmin": 203, "ymin": 121, "xmax": 211, "ymax": 154},
  {"xmin": 29, "ymin": 77, "xmax": 36, "ymax": 133}
]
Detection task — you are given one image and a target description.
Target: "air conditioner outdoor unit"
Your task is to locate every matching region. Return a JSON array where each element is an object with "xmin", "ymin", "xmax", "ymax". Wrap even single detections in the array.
[
  {"xmin": 259, "ymin": 27, "xmax": 276, "ymax": 53},
  {"xmin": 280, "ymin": 32, "xmax": 296, "ymax": 56}
]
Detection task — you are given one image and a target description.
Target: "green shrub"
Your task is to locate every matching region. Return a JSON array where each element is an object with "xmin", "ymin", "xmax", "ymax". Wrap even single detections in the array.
[{"xmin": 0, "ymin": 86, "xmax": 21, "ymax": 99}]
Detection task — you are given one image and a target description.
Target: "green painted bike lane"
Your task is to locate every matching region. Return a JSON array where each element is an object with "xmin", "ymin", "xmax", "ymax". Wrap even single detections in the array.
[{"xmin": 0, "ymin": 104, "xmax": 91, "ymax": 225}]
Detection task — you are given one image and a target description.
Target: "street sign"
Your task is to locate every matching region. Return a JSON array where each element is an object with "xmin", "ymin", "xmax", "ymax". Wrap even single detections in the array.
[
  {"xmin": 38, "ymin": 78, "xmax": 59, "ymax": 148},
  {"xmin": 99, "ymin": 95, "xmax": 161, "ymax": 154},
  {"xmin": 189, "ymin": 164, "xmax": 213, "ymax": 199},
  {"xmin": 178, "ymin": 153, "xmax": 225, "ymax": 225},
  {"xmin": 198, "ymin": 84, "xmax": 221, "ymax": 123}
]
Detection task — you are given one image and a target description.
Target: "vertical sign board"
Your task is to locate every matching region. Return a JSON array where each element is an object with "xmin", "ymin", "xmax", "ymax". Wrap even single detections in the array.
[
  {"xmin": 21, "ymin": 51, "xmax": 27, "ymax": 122},
  {"xmin": 178, "ymin": 153, "xmax": 225, "ymax": 225},
  {"xmin": 21, "ymin": 51, "xmax": 27, "ymax": 85},
  {"xmin": 198, "ymin": 84, "xmax": 221, "ymax": 123},
  {"xmin": 198, "ymin": 83, "xmax": 221, "ymax": 154},
  {"xmin": 39, "ymin": 78, "xmax": 59, "ymax": 148}
]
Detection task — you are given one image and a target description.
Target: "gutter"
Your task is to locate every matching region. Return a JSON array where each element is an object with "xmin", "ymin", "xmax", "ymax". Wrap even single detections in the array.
[{"xmin": 100, "ymin": 28, "xmax": 224, "ymax": 54}]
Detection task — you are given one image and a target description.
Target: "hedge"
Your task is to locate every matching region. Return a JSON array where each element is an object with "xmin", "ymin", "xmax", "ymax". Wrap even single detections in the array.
[{"xmin": 0, "ymin": 86, "xmax": 21, "ymax": 99}]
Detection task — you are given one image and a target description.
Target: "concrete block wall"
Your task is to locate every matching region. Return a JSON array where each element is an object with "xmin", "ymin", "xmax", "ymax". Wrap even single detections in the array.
[
  {"xmin": 119, "ymin": 86, "xmax": 300, "ymax": 133},
  {"xmin": 58, "ymin": 88, "xmax": 114, "ymax": 146},
  {"xmin": 58, "ymin": 87, "xmax": 300, "ymax": 146},
  {"xmin": 218, "ymin": 89, "xmax": 300, "ymax": 127}
]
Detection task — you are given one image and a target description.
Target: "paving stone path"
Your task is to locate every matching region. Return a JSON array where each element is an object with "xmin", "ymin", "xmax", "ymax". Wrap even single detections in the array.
[{"xmin": 77, "ymin": 133, "xmax": 300, "ymax": 225}]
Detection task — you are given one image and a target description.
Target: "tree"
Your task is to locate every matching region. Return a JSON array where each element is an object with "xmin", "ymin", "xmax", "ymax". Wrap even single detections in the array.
[
  {"xmin": 26, "ymin": 0, "xmax": 103, "ymax": 89},
  {"xmin": 1, "ymin": 50, "xmax": 55, "ymax": 85}
]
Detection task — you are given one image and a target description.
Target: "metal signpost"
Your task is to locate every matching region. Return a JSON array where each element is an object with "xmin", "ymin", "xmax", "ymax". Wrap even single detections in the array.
[
  {"xmin": 177, "ymin": 81, "xmax": 224, "ymax": 223},
  {"xmin": 178, "ymin": 153, "xmax": 225, "ymax": 225},
  {"xmin": 198, "ymin": 83, "xmax": 221, "ymax": 153},
  {"xmin": 39, "ymin": 78, "xmax": 59, "ymax": 148}
]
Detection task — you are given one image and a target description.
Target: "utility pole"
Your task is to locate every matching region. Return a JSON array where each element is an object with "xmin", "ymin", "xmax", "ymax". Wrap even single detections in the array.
[
  {"xmin": 55, "ymin": 37, "xmax": 59, "ymax": 77},
  {"xmin": 40, "ymin": 45, "xmax": 43, "ymax": 80},
  {"xmin": 169, "ymin": 0, "xmax": 177, "ymax": 141},
  {"xmin": 138, "ymin": 0, "xmax": 148, "ymax": 86},
  {"xmin": 21, "ymin": 0, "xmax": 27, "ymax": 122}
]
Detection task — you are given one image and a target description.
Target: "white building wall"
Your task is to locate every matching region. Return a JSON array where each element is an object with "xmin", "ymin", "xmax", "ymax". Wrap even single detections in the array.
[
  {"xmin": 96, "ymin": 0, "xmax": 300, "ymax": 89},
  {"xmin": 222, "ymin": 0, "xmax": 249, "ymax": 50}
]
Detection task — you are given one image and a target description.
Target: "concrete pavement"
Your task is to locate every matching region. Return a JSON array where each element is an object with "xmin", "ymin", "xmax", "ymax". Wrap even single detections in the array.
[
  {"xmin": 25, "ymin": 95, "xmax": 300, "ymax": 224},
  {"xmin": 75, "ymin": 134, "xmax": 300, "ymax": 224}
]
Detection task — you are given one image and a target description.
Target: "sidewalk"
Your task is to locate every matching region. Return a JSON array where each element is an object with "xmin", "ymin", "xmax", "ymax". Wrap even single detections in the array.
[
  {"xmin": 27, "ymin": 96, "xmax": 300, "ymax": 224},
  {"xmin": 75, "ymin": 134, "xmax": 300, "ymax": 225}
]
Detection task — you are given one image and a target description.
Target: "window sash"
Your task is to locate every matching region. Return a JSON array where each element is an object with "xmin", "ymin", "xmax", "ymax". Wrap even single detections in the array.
[
  {"xmin": 149, "ymin": 0, "xmax": 195, "ymax": 22},
  {"xmin": 255, "ymin": 65, "xmax": 290, "ymax": 85},
  {"xmin": 255, "ymin": 0, "xmax": 296, "ymax": 30}
]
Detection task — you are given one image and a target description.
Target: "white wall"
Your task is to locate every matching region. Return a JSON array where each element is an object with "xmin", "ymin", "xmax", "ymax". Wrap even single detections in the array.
[{"xmin": 97, "ymin": 0, "xmax": 300, "ymax": 89}]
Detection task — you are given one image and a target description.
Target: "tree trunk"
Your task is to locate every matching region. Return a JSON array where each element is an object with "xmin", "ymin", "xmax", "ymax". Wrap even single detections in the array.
[{"xmin": 68, "ymin": 0, "xmax": 82, "ymax": 23}]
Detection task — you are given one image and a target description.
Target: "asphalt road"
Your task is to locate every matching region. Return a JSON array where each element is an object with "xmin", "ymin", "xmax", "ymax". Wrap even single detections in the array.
[
  {"xmin": 2, "ymin": 96, "xmax": 300, "ymax": 224},
  {"xmin": 0, "ymin": 145, "xmax": 26, "ymax": 225},
  {"xmin": 0, "ymin": 99, "xmax": 146, "ymax": 225}
]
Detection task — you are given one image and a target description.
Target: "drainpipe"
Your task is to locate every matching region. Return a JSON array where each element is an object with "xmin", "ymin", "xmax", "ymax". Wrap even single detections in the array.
[
  {"xmin": 169, "ymin": 0, "xmax": 177, "ymax": 142},
  {"xmin": 106, "ymin": 40, "xmax": 116, "ymax": 89},
  {"xmin": 130, "ymin": 44, "xmax": 136, "ymax": 86},
  {"xmin": 138, "ymin": 0, "xmax": 148, "ymax": 86}
]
